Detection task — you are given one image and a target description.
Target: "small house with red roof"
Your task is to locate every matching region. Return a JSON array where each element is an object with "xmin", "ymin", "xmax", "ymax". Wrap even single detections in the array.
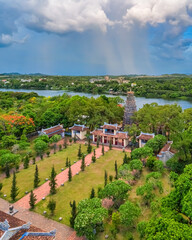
[
  {"xmin": 137, "ymin": 132, "xmax": 155, "ymax": 148},
  {"xmin": 69, "ymin": 124, "xmax": 89, "ymax": 140},
  {"xmin": 39, "ymin": 124, "xmax": 65, "ymax": 138},
  {"xmin": 91, "ymin": 123, "xmax": 129, "ymax": 148},
  {"xmin": 157, "ymin": 141, "xmax": 175, "ymax": 164}
]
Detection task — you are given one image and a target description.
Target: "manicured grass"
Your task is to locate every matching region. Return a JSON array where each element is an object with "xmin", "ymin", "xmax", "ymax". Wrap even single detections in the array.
[
  {"xmin": 34, "ymin": 150, "xmax": 125, "ymax": 225},
  {"xmin": 0, "ymin": 143, "xmax": 87, "ymax": 202}
]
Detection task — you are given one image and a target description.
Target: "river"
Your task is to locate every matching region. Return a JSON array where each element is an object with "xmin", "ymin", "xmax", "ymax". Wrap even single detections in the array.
[{"xmin": 0, "ymin": 88, "xmax": 192, "ymax": 110}]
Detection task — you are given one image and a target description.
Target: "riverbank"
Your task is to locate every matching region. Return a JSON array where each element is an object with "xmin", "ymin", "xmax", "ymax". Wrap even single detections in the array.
[{"xmin": 0, "ymin": 88, "xmax": 192, "ymax": 110}]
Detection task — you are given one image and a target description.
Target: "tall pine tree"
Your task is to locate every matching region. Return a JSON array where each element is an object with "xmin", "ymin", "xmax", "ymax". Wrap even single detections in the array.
[
  {"xmin": 24, "ymin": 156, "xmax": 29, "ymax": 169},
  {"xmin": 81, "ymin": 155, "xmax": 86, "ymax": 171},
  {"xmin": 92, "ymin": 149, "xmax": 96, "ymax": 163},
  {"xmin": 65, "ymin": 157, "xmax": 69, "ymax": 167},
  {"xmin": 115, "ymin": 161, "xmax": 118, "ymax": 180},
  {"xmin": 104, "ymin": 170, "xmax": 108, "ymax": 186},
  {"xmin": 5, "ymin": 163, "xmax": 10, "ymax": 178},
  {"xmin": 47, "ymin": 199, "xmax": 56, "ymax": 216},
  {"xmin": 90, "ymin": 188, "xmax": 95, "ymax": 199},
  {"xmin": 102, "ymin": 144, "xmax": 105, "ymax": 156},
  {"xmin": 78, "ymin": 145, "xmax": 82, "ymax": 159},
  {"xmin": 49, "ymin": 166, "xmax": 57, "ymax": 195},
  {"xmin": 70, "ymin": 200, "xmax": 77, "ymax": 228},
  {"xmin": 29, "ymin": 190, "xmax": 37, "ymax": 209},
  {"xmin": 97, "ymin": 137, "xmax": 99, "ymax": 148},
  {"xmin": 123, "ymin": 153, "xmax": 128, "ymax": 165},
  {"xmin": 68, "ymin": 162, "xmax": 72, "ymax": 182},
  {"xmin": 10, "ymin": 172, "xmax": 19, "ymax": 201},
  {"xmin": 87, "ymin": 138, "xmax": 92, "ymax": 153},
  {"xmin": 34, "ymin": 165, "xmax": 40, "ymax": 188}
]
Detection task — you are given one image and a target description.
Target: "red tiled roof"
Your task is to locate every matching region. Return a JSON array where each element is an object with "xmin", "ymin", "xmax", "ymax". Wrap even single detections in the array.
[
  {"xmin": 116, "ymin": 132, "xmax": 128, "ymax": 139},
  {"xmin": 91, "ymin": 129, "xmax": 103, "ymax": 135},
  {"xmin": 67, "ymin": 232, "xmax": 85, "ymax": 240},
  {"xmin": 0, "ymin": 211, "xmax": 54, "ymax": 240},
  {"xmin": 23, "ymin": 236, "xmax": 54, "ymax": 240},
  {"xmin": 137, "ymin": 134, "xmax": 154, "ymax": 141},
  {"xmin": 158, "ymin": 142, "xmax": 173, "ymax": 156},
  {"xmin": 102, "ymin": 125, "xmax": 120, "ymax": 130},
  {"xmin": 43, "ymin": 125, "xmax": 64, "ymax": 137},
  {"xmin": 70, "ymin": 126, "xmax": 89, "ymax": 131},
  {"xmin": 170, "ymin": 148, "xmax": 177, "ymax": 154}
]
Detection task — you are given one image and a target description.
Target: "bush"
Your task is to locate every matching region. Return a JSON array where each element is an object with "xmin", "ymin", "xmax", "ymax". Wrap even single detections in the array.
[
  {"xmin": 34, "ymin": 135, "xmax": 49, "ymax": 143},
  {"xmin": 166, "ymin": 156, "xmax": 185, "ymax": 174},
  {"xmin": 146, "ymin": 156, "xmax": 157, "ymax": 171},
  {"xmin": 146, "ymin": 172, "xmax": 162, "ymax": 182},
  {"xmin": 145, "ymin": 135, "xmax": 166, "ymax": 154},
  {"xmin": 131, "ymin": 147, "xmax": 153, "ymax": 160},
  {"xmin": 119, "ymin": 201, "xmax": 141, "ymax": 227},
  {"xmin": 50, "ymin": 134, "xmax": 62, "ymax": 143},
  {"xmin": 118, "ymin": 164, "xmax": 133, "ymax": 181},
  {"xmin": 137, "ymin": 221, "xmax": 147, "ymax": 239},
  {"xmin": 19, "ymin": 141, "xmax": 30, "ymax": 150},
  {"xmin": 0, "ymin": 153, "xmax": 21, "ymax": 168},
  {"xmin": 153, "ymin": 160, "xmax": 164, "ymax": 173},
  {"xmin": 34, "ymin": 140, "xmax": 48, "ymax": 156},
  {"xmin": 169, "ymin": 171, "xmax": 179, "ymax": 186},
  {"xmin": 130, "ymin": 159, "xmax": 143, "ymax": 171}
]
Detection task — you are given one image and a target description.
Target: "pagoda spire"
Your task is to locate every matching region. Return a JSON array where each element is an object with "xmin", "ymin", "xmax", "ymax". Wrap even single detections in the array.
[{"xmin": 123, "ymin": 91, "xmax": 137, "ymax": 128}]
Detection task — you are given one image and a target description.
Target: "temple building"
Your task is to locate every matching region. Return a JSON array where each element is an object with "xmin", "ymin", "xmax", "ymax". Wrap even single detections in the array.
[
  {"xmin": 39, "ymin": 124, "xmax": 65, "ymax": 138},
  {"xmin": 91, "ymin": 123, "xmax": 129, "ymax": 148},
  {"xmin": 123, "ymin": 91, "xmax": 137, "ymax": 128},
  {"xmin": 0, "ymin": 210, "xmax": 56, "ymax": 240},
  {"xmin": 137, "ymin": 132, "xmax": 155, "ymax": 148},
  {"xmin": 69, "ymin": 124, "xmax": 89, "ymax": 140}
]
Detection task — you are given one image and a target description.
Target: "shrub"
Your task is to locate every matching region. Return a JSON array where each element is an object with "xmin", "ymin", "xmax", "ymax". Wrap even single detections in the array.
[{"xmin": 130, "ymin": 159, "xmax": 143, "ymax": 171}]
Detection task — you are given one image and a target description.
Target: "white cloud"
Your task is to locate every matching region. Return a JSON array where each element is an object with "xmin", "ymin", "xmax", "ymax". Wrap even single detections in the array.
[
  {"xmin": 123, "ymin": 0, "xmax": 192, "ymax": 30},
  {"xmin": 2, "ymin": 0, "xmax": 192, "ymax": 36},
  {"xmin": 4, "ymin": 0, "xmax": 112, "ymax": 34},
  {"xmin": 0, "ymin": 33, "xmax": 28, "ymax": 47}
]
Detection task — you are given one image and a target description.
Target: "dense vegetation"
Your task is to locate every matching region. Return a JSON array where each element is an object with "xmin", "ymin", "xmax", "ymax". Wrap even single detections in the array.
[
  {"xmin": 0, "ymin": 91, "xmax": 123, "ymax": 177},
  {"xmin": 1, "ymin": 90, "xmax": 192, "ymax": 239},
  {"xmin": 1, "ymin": 73, "xmax": 192, "ymax": 100}
]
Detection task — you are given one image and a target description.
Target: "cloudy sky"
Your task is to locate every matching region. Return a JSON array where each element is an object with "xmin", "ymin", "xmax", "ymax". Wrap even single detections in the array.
[{"xmin": 0, "ymin": 0, "xmax": 192, "ymax": 75}]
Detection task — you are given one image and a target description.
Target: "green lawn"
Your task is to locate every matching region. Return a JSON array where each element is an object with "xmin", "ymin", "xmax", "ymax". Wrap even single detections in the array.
[
  {"xmin": 0, "ymin": 143, "xmax": 87, "ymax": 202},
  {"xmin": 34, "ymin": 150, "xmax": 125, "ymax": 225}
]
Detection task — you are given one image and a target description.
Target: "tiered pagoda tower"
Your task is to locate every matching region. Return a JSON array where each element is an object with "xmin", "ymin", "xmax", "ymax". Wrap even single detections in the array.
[{"xmin": 123, "ymin": 91, "xmax": 137, "ymax": 128}]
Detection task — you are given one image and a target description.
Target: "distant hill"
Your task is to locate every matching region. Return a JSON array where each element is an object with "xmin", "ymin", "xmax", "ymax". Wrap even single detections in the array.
[{"xmin": 0, "ymin": 72, "xmax": 46, "ymax": 76}]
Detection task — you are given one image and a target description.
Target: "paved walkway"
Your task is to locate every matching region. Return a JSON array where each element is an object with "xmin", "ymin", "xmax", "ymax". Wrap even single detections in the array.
[{"xmin": 15, "ymin": 146, "xmax": 109, "ymax": 209}]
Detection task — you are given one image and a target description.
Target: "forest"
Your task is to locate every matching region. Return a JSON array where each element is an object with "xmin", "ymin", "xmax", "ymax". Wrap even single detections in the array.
[{"xmin": 1, "ymin": 74, "xmax": 192, "ymax": 100}]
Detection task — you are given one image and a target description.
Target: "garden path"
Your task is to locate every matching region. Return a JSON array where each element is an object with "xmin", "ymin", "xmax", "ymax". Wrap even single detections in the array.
[{"xmin": 14, "ymin": 145, "xmax": 109, "ymax": 209}]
